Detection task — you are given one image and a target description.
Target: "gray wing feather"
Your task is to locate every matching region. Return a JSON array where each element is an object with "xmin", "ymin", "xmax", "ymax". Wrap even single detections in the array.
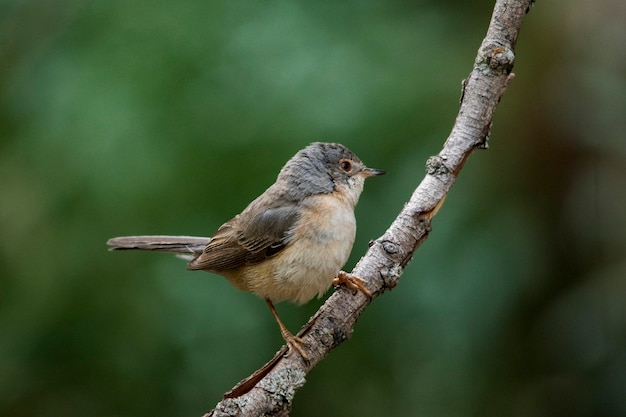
[{"xmin": 187, "ymin": 204, "xmax": 300, "ymax": 271}]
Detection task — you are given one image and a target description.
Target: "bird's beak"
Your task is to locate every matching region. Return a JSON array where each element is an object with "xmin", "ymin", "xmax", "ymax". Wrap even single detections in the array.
[{"xmin": 361, "ymin": 167, "xmax": 386, "ymax": 177}]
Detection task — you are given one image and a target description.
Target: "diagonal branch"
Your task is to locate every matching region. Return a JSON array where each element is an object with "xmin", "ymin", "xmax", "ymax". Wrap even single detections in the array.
[{"xmin": 206, "ymin": 0, "xmax": 533, "ymax": 415}]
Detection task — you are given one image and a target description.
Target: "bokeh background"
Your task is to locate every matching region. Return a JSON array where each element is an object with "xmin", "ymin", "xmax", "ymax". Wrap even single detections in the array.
[{"xmin": 1, "ymin": 0, "xmax": 625, "ymax": 416}]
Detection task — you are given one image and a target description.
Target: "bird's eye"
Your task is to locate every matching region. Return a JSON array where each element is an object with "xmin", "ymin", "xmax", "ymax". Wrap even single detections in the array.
[{"xmin": 339, "ymin": 159, "xmax": 353, "ymax": 173}]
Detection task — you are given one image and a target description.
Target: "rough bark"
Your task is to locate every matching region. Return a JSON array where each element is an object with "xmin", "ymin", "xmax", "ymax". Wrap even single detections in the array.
[{"xmin": 205, "ymin": 0, "xmax": 533, "ymax": 415}]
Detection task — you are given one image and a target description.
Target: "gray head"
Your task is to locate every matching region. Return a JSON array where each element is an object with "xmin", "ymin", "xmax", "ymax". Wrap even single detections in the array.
[{"xmin": 277, "ymin": 142, "xmax": 385, "ymax": 204}]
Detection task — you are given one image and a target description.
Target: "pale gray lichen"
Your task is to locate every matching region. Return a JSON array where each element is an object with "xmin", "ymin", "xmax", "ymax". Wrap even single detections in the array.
[
  {"xmin": 213, "ymin": 396, "xmax": 248, "ymax": 416},
  {"xmin": 259, "ymin": 367, "xmax": 306, "ymax": 404}
]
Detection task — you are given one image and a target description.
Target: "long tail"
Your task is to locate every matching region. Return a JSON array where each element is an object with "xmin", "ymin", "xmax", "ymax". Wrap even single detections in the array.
[{"xmin": 107, "ymin": 235, "xmax": 210, "ymax": 260}]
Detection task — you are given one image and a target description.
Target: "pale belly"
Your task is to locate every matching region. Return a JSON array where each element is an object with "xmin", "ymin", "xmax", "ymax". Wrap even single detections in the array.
[{"xmin": 240, "ymin": 194, "xmax": 357, "ymax": 304}]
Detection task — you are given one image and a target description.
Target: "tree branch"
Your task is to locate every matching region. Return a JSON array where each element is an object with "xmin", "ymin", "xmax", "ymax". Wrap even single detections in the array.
[{"xmin": 205, "ymin": 1, "xmax": 533, "ymax": 415}]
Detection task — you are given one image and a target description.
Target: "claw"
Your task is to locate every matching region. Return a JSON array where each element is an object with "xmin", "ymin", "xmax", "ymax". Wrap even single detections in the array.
[
  {"xmin": 333, "ymin": 271, "xmax": 372, "ymax": 298},
  {"xmin": 283, "ymin": 332, "xmax": 308, "ymax": 361}
]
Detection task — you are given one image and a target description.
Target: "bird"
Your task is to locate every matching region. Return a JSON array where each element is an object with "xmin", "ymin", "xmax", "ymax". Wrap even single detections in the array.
[{"xmin": 107, "ymin": 142, "xmax": 385, "ymax": 359}]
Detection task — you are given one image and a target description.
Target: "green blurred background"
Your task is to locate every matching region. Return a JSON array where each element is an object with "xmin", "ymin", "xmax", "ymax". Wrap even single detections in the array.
[{"xmin": 1, "ymin": 0, "xmax": 625, "ymax": 416}]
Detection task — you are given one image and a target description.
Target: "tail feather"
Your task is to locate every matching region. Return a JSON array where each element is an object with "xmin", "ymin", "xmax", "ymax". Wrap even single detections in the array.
[{"xmin": 107, "ymin": 235, "xmax": 210, "ymax": 258}]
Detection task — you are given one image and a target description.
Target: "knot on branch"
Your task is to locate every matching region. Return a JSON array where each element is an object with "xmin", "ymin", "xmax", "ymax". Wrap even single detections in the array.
[
  {"xmin": 382, "ymin": 240, "xmax": 399, "ymax": 255},
  {"xmin": 476, "ymin": 44, "xmax": 515, "ymax": 75},
  {"xmin": 425, "ymin": 155, "xmax": 450, "ymax": 177}
]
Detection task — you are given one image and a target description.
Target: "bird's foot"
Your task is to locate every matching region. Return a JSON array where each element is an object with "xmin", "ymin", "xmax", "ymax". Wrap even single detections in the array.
[
  {"xmin": 265, "ymin": 298, "xmax": 309, "ymax": 361},
  {"xmin": 333, "ymin": 270, "xmax": 372, "ymax": 298},
  {"xmin": 281, "ymin": 330, "xmax": 309, "ymax": 361}
]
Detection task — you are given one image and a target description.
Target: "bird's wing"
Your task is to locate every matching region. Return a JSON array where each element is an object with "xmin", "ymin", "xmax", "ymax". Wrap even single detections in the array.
[{"xmin": 186, "ymin": 204, "xmax": 300, "ymax": 272}]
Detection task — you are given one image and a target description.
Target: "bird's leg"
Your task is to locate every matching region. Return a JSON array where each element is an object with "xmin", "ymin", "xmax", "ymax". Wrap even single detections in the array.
[
  {"xmin": 333, "ymin": 270, "xmax": 372, "ymax": 298},
  {"xmin": 265, "ymin": 298, "xmax": 308, "ymax": 361}
]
